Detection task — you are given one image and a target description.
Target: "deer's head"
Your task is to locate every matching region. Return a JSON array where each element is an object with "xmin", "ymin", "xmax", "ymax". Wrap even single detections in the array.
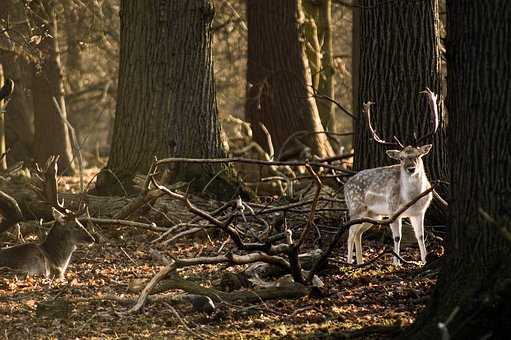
[
  {"xmin": 51, "ymin": 208, "xmax": 95, "ymax": 245},
  {"xmin": 386, "ymin": 145, "xmax": 432, "ymax": 176},
  {"xmin": 363, "ymin": 88, "xmax": 439, "ymax": 176}
]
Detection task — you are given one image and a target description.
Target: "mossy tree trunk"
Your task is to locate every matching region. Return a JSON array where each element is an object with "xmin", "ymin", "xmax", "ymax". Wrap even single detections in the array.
[
  {"xmin": 353, "ymin": 0, "xmax": 447, "ymax": 223},
  {"xmin": 405, "ymin": 1, "xmax": 511, "ymax": 339},
  {"xmin": 98, "ymin": 0, "xmax": 236, "ymax": 199},
  {"xmin": 245, "ymin": 0, "xmax": 334, "ymax": 159}
]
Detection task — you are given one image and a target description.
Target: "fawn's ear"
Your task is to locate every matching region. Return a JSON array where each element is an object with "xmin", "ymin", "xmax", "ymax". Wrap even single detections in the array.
[
  {"xmin": 386, "ymin": 149, "xmax": 401, "ymax": 160},
  {"xmin": 418, "ymin": 144, "xmax": 432, "ymax": 156},
  {"xmin": 52, "ymin": 208, "xmax": 66, "ymax": 225}
]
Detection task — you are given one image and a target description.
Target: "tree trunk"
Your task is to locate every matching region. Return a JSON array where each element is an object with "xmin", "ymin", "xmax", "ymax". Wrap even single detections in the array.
[
  {"xmin": 31, "ymin": 1, "xmax": 75, "ymax": 175},
  {"xmin": 0, "ymin": 0, "xmax": 35, "ymax": 164},
  {"xmin": 353, "ymin": 0, "xmax": 447, "ymax": 223},
  {"xmin": 405, "ymin": 2, "xmax": 511, "ymax": 339},
  {"xmin": 351, "ymin": 0, "xmax": 361, "ymax": 120},
  {"xmin": 245, "ymin": 0, "xmax": 334, "ymax": 159},
  {"xmin": 98, "ymin": 0, "xmax": 236, "ymax": 199},
  {"xmin": 304, "ymin": 0, "xmax": 336, "ymax": 131},
  {"xmin": 0, "ymin": 55, "xmax": 34, "ymax": 164}
]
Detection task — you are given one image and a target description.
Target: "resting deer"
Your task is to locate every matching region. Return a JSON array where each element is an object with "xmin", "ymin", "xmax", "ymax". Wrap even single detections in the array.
[
  {"xmin": 0, "ymin": 209, "xmax": 94, "ymax": 279},
  {"xmin": 345, "ymin": 89, "xmax": 439, "ymax": 265},
  {"xmin": 0, "ymin": 156, "xmax": 95, "ymax": 279}
]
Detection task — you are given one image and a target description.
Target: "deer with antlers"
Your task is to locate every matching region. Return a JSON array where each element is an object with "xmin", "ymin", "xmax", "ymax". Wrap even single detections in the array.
[
  {"xmin": 0, "ymin": 156, "xmax": 94, "ymax": 279},
  {"xmin": 345, "ymin": 89, "xmax": 439, "ymax": 265}
]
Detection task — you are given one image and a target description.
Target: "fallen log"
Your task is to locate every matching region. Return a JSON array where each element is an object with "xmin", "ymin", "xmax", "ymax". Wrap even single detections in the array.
[{"xmin": 153, "ymin": 277, "xmax": 310, "ymax": 304}]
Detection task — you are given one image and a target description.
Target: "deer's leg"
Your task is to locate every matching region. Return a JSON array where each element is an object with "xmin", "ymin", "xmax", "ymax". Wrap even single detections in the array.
[
  {"xmin": 389, "ymin": 218, "xmax": 403, "ymax": 265},
  {"xmin": 354, "ymin": 223, "xmax": 372, "ymax": 265},
  {"xmin": 347, "ymin": 225, "xmax": 358, "ymax": 264},
  {"xmin": 410, "ymin": 215, "xmax": 427, "ymax": 264}
]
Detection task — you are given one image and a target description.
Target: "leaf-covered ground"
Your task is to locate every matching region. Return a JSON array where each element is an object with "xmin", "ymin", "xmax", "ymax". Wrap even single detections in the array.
[{"xmin": 0, "ymin": 172, "xmax": 438, "ymax": 339}]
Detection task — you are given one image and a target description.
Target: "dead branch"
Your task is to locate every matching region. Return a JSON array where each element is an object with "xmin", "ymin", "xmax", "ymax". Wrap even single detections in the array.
[
  {"xmin": 79, "ymin": 217, "xmax": 167, "ymax": 232},
  {"xmin": 296, "ymin": 164, "xmax": 322, "ymax": 249},
  {"xmin": 127, "ymin": 251, "xmax": 294, "ymax": 313},
  {"xmin": 148, "ymin": 276, "xmax": 309, "ymax": 305},
  {"xmin": 113, "ymin": 189, "xmax": 164, "ymax": 220},
  {"xmin": 155, "ymin": 156, "xmax": 353, "ymax": 175}
]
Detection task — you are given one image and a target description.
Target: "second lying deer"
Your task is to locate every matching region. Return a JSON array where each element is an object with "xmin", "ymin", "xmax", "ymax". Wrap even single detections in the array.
[{"xmin": 0, "ymin": 209, "xmax": 95, "ymax": 279}]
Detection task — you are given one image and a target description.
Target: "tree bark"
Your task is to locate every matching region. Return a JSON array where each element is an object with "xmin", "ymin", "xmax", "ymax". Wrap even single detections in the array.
[
  {"xmin": 98, "ymin": 0, "xmax": 235, "ymax": 198},
  {"xmin": 351, "ymin": 0, "xmax": 361, "ymax": 120},
  {"xmin": 0, "ymin": 0, "xmax": 35, "ymax": 164},
  {"xmin": 245, "ymin": 0, "xmax": 334, "ymax": 159},
  {"xmin": 30, "ymin": 1, "xmax": 75, "ymax": 175},
  {"xmin": 406, "ymin": 2, "xmax": 511, "ymax": 339},
  {"xmin": 353, "ymin": 0, "xmax": 447, "ymax": 223}
]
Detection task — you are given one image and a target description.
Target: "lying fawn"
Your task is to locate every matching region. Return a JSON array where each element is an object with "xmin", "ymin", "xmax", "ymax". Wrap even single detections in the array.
[
  {"xmin": 345, "ymin": 89, "xmax": 439, "ymax": 265},
  {"xmin": 0, "ymin": 208, "xmax": 94, "ymax": 279}
]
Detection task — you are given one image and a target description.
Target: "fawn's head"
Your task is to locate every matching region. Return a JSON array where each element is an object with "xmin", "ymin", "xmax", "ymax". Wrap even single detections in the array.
[
  {"xmin": 51, "ymin": 208, "xmax": 95, "ymax": 245},
  {"xmin": 363, "ymin": 88, "xmax": 439, "ymax": 176}
]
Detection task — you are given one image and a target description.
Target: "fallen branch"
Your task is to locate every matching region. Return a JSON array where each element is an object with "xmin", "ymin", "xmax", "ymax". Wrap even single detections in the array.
[
  {"xmin": 80, "ymin": 217, "xmax": 167, "ymax": 232},
  {"xmin": 154, "ymin": 277, "xmax": 310, "ymax": 304},
  {"xmin": 127, "ymin": 252, "xmax": 293, "ymax": 313},
  {"xmin": 155, "ymin": 156, "xmax": 353, "ymax": 175}
]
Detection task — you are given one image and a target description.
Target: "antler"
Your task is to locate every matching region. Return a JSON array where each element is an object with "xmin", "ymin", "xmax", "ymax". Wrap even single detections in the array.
[
  {"xmin": 31, "ymin": 156, "xmax": 65, "ymax": 212},
  {"xmin": 363, "ymin": 101, "xmax": 404, "ymax": 148},
  {"xmin": 32, "ymin": 156, "xmax": 88, "ymax": 221},
  {"xmin": 415, "ymin": 88, "xmax": 439, "ymax": 145}
]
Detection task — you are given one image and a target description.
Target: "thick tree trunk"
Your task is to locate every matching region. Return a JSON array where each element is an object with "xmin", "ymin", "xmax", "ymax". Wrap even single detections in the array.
[
  {"xmin": 99, "ymin": 0, "xmax": 235, "ymax": 198},
  {"xmin": 351, "ymin": 1, "xmax": 360, "ymax": 120},
  {"xmin": 0, "ymin": 0, "xmax": 35, "ymax": 164},
  {"xmin": 353, "ymin": 0, "xmax": 447, "ymax": 223},
  {"xmin": 0, "ymin": 55, "xmax": 34, "ymax": 164},
  {"xmin": 245, "ymin": 0, "xmax": 334, "ymax": 159},
  {"xmin": 31, "ymin": 2, "xmax": 75, "ymax": 175},
  {"xmin": 406, "ymin": 2, "xmax": 511, "ymax": 339}
]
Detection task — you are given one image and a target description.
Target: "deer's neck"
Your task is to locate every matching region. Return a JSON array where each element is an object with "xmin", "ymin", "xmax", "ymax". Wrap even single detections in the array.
[
  {"xmin": 40, "ymin": 228, "xmax": 77, "ymax": 271},
  {"xmin": 399, "ymin": 163, "xmax": 429, "ymax": 196}
]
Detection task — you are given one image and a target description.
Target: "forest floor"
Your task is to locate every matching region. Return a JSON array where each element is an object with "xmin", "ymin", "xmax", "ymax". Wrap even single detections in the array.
[{"xmin": 0, "ymin": 170, "xmax": 438, "ymax": 339}]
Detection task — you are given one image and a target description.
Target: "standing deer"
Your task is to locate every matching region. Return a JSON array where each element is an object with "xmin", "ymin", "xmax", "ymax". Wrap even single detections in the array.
[{"xmin": 345, "ymin": 89, "xmax": 439, "ymax": 265}]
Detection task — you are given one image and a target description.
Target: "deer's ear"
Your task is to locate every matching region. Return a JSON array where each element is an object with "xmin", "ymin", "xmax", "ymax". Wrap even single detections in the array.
[
  {"xmin": 52, "ymin": 208, "xmax": 66, "ymax": 225},
  {"xmin": 418, "ymin": 144, "xmax": 432, "ymax": 156},
  {"xmin": 386, "ymin": 150, "xmax": 401, "ymax": 160}
]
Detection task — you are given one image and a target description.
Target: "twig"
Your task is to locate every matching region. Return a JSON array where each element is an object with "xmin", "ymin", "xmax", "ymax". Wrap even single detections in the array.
[
  {"xmin": 438, "ymin": 306, "xmax": 460, "ymax": 340},
  {"xmin": 52, "ymin": 97, "xmax": 83, "ymax": 192},
  {"xmin": 296, "ymin": 164, "xmax": 322, "ymax": 249},
  {"xmin": 80, "ymin": 217, "xmax": 166, "ymax": 232},
  {"xmin": 433, "ymin": 189, "xmax": 448, "ymax": 207},
  {"xmin": 276, "ymin": 130, "xmax": 354, "ymax": 161},
  {"xmin": 155, "ymin": 157, "xmax": 353, "ymax": 175},
  {"xmin": 313, "ymin": 93, "xmax": 355, "ymax": 119},
  {"xmin": 258, "ymin": 123, "xmax": 274, "ymax": 160},
  {"xmin": 160, "ymin": 227, "xmax": 205, "ymax": 246},
  {"xmin": 164, "ymin": 303, "xmax": 207, "ymax": 340}
]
